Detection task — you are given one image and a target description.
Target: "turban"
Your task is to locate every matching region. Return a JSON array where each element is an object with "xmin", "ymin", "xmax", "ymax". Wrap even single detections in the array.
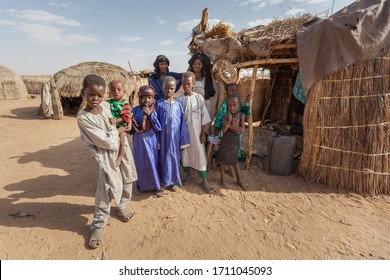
[{"xmin": 138, "ymin": 85, "xmax": 156, "ymax": 97}]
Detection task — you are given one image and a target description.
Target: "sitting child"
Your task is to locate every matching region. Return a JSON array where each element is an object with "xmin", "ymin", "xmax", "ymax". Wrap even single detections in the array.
[{"xmin": 216, "ymin": 94, "xmax": 247, "ymax": 190}]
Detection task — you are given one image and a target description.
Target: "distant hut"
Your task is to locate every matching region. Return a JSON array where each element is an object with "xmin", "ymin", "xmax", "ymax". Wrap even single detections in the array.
[
  {"xmin": 297, "ymin": 0, "xmax": 390, "ymax": 195},
  {"xmin": 21, "ymin": 75, "xmax": 51, "ymax": 95},
  {"xmin": 0, "ymin": 65, "xmax": 30, "ymax": 100},
  {"xmin": 52, "ymin": 61, "xmax": 147, "ymax": 116}
]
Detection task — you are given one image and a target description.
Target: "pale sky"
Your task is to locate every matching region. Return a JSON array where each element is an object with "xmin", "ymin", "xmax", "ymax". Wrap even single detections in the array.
[{"xmin": 0, "ymin": 0, "xmax": 355, "ymax": 75}]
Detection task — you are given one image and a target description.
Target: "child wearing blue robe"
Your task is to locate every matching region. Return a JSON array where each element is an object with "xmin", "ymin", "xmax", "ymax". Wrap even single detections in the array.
[
  {"xmin": 131, "ymin": 85, "xmax": 163, "ymax": 197},
  {"xmin": 156, "ymin": 76, "xmax": 190, "ymax": 191}
]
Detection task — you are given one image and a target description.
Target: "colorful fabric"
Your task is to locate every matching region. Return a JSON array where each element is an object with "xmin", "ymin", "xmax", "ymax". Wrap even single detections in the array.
[
  {"xmin": 293, "ymin": 73, "xmax": 307, "ymax": 104},
  {"xmin": 214, "ymin": 100, "xmax": 250, "ymax": 128},
  {"xmin": 131, "ymin": 106, "xmax": 162, "ymax": 192},
  {"xmin": 156, "ymin": 99, "xmax": 190, "ymax": 187},
  {"xmin": 107, "ymin": 99, "xmax": 131, "ymax": 127},
  {"xmin": 182, "ymin": 166, "xmax": 207, "ymax": 179}
]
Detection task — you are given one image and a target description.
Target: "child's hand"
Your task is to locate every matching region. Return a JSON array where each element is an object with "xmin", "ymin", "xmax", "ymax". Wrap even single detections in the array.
[
  {"xmin": 109, "ymin": 118, "xmax": 117, "ymax": 125},
  {"xmin": 142, "ymin": 106, "xmax": 151, "ymax": 116}
]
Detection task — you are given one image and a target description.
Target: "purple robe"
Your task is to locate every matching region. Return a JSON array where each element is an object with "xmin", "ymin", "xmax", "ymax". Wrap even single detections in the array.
[
  {"xmin": 156, "ymin": 99, "xmax": 190, "ymax": 187},
  {"xmin": 131, "ymin": 106, "xmax": 161, "ymax": 192}
]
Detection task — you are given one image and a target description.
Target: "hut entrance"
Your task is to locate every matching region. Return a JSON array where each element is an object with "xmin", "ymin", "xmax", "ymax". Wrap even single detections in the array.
[{"xmin": 61, "ymin": 97, "xmax": 83, "ymax": 115}]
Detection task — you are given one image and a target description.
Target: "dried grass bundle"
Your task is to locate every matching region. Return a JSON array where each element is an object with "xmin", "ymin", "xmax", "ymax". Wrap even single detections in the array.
[
  {"xmin": 205, "ymin": 21, "xmax": 235, "ymax": 39},
  {"xmin": 298, "ymin": 51, "xmax": 390, "ymax": 195},
  {"xmin": 237, "ymin": 14, "xmax": 312, "ymax": 44}
]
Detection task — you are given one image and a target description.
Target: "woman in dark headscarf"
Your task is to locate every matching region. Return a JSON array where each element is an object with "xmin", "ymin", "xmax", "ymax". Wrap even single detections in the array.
[
  {"xmin": 187, "ymin": 53, "xmax": 219, "ymax": 134},
  {"xmin": 148, "ymin": 54, "xmax": 182, "ymax": 100}
]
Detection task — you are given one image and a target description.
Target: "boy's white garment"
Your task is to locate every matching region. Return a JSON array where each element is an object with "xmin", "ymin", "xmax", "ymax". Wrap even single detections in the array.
[
  {"xmin": 177, "ymin": 92, "xmax": 211, "ymax": 171},
  {"xmin": 77, "ymin": 102, "xmax": 137, "ymax": 228}
]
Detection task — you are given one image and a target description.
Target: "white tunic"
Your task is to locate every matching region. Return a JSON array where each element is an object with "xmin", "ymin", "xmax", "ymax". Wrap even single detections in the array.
[
  {"xmin": 177, "ymin": 92, "xmax": 211, "ymax": 171},
  {"xmin": 77, "ymin": 102, "xmax": 137, "ymax": 206}
]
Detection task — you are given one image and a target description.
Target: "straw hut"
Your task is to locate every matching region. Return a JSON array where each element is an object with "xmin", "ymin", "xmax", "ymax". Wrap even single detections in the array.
[
  {"xmin": 0, "ymin": 65, "xmax": 30, "ymax": 101},
  {"xmin": 52, "ymin": 61, "xmax": 147, "ymax": 116},
  {"xmin": 21, "ymin": 75, "xmax": 52, "ymax": 95},
  {"xmin": 189, "ymin": 9, "xmax": 311, "ymax": 168},
  {"xmin": 297, "ymin": 0, "xmax": 390, "ymax": 195}
]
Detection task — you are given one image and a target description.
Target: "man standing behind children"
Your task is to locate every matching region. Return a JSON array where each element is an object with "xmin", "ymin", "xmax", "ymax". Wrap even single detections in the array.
[
  {"xmin": 156, "ymin": 76, "xmax": 190, "ymax": 191},
  {"xmin": 177, "ymin": 71, "xmax": 213, "ymax": 193}
]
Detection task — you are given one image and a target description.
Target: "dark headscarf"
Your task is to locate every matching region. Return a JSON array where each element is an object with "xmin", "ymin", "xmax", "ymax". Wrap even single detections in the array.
[
  {"xmin": 152, "ymin": 55, "xmax": 170, "ymax": 79},
  {"xmin": 132, "ymin": 85, "xmax": 156, "ymax": 133},
  {"xmin": 188, "ymin": 53, "xmax": 216, "ymax": 100}
]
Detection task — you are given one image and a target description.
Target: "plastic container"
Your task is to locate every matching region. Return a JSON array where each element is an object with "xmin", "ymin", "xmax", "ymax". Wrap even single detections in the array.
[{"xmin": 265, "ymin": 133, "xmax": 296, "ymax": 176}]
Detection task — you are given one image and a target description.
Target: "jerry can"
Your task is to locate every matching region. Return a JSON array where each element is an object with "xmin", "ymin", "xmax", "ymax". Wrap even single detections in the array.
[{"xmin": 265, "ymin": 133, "xmax": 296, "ymax": 176}]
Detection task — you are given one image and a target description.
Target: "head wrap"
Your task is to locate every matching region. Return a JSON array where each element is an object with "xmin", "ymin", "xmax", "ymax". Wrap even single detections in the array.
[
  {"xmin": 152, "ymin": 55, "xmax": 170, "ymax": 79},
  {"xmin": 138, "ymin": 85, "xmax": 156, "ymax": 97},
  {"xmin": 188, "ymin": 53, "xmax": 216, "ymax": 100}
]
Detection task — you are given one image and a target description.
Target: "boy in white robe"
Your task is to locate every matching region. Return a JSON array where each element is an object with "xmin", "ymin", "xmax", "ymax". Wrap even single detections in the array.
[
  {"xmin": 177, "ymin": 71, "xmax": 213, "ymax": 193},
  {"xmin": 77, "ymin": 74, "xmax": 137, "ymax": 249}
]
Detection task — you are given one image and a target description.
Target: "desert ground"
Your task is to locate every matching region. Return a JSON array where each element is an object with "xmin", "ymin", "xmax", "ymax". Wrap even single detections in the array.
[{"xmin": 1, "ymin": 95, "xmax": 389, "ymax": 260}]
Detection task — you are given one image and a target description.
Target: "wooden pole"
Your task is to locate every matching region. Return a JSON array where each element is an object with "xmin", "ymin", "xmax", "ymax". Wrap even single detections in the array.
[
  {"xmin": 245, "ymin": 64, "xmax": 258, "ymax": 170},
  {"xmin": 234, "ymin": 58, "xmax": 298, "ymax": 69}
]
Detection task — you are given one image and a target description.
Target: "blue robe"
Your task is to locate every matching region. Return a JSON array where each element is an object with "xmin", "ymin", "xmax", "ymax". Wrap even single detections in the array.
[
  {"xmin": 156, "ymin": 99, "xmax": 190, "ymax": 187},
  {"xmin": 148, "ymin": 72, "xmax": 182, "ymax": 100},
  {"xmin": 131, "ymin": 106, "xmax": 162, "ymax": 192}
]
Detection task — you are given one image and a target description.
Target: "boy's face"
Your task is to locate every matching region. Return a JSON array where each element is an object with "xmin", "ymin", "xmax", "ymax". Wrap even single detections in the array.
[
  {"xmin": 82, "ymin": 84, "xmax": 105, "ymax": 110},
  {"xmin": 226, "ymin": 84, "xmax": 238, "ymax": 96},
  {"xmin": 227, "ymin": 98, "xmax": 239, "ymax": 114},
  {"xmin": 140, "ymin": 95, "xmax": 154, "ymax": 106},
  {"xmin": 158, "ymin": 62, "xmax": 168, "ymax": 74},
  {"xmin": 182, "ymin": 77, "xmax": 194, "ymax": 94},
  {"xmin": 109, "ymin": 81, "xmax": 126, "ymax": 101},
  {"xmin": 163, "ymin": 81, "xmax": 176, "ymax": 99}
]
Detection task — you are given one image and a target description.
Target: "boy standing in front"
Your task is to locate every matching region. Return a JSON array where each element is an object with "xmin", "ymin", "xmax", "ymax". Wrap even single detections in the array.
[{"xmin": 77, "ymin": 74, "xmax": 137, "ymax": 249}]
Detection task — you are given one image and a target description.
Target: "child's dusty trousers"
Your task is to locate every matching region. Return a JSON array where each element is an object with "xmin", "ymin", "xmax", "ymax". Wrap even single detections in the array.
[
  {"xmin": 182, "ymin": 166, "xmax": 207, "ymax": 179},
  {"xmin": 90, "ymin": 182, "xmax": 133, "ymax": 230}
]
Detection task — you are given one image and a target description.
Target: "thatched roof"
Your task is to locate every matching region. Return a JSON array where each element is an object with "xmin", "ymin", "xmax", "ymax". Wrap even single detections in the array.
[
  {"xmin": 53, "ymin": 61, "xmax": 147, "ymax": 102},
  {"xmin": 21, "ymin": 75, "xmax": 52, "ymax": 95},
  {"xmin": 0, "ymin": 65, "xmax": 30, "ymax": 101},
  {"xmin": 190, "ymin": 14, "xmax": 312, "ymax": 65}
]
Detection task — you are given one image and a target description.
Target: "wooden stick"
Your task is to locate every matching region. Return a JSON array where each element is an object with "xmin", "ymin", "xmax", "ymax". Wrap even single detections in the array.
[
  {"xmin": 234, "ymin": 58, "xmax": 298, "ymax": 69},
  {"xmin": 245, "ymin": 65, "xmax": 258, "ymax": 170},
  {"xmin": 261, "ymin": 68, "xmax": 278, "ymax": 125}
]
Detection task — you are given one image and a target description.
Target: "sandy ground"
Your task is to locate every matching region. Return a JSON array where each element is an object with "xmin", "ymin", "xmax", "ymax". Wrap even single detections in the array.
[{"xmin": 1, "ymin": 96, "xmax": 390, "ymax": 260}]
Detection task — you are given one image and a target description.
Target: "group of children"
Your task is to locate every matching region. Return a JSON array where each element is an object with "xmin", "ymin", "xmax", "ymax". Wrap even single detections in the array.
[{"xmin": 77, "ymin": 71, "xmax": 249, "ymax": 249}]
